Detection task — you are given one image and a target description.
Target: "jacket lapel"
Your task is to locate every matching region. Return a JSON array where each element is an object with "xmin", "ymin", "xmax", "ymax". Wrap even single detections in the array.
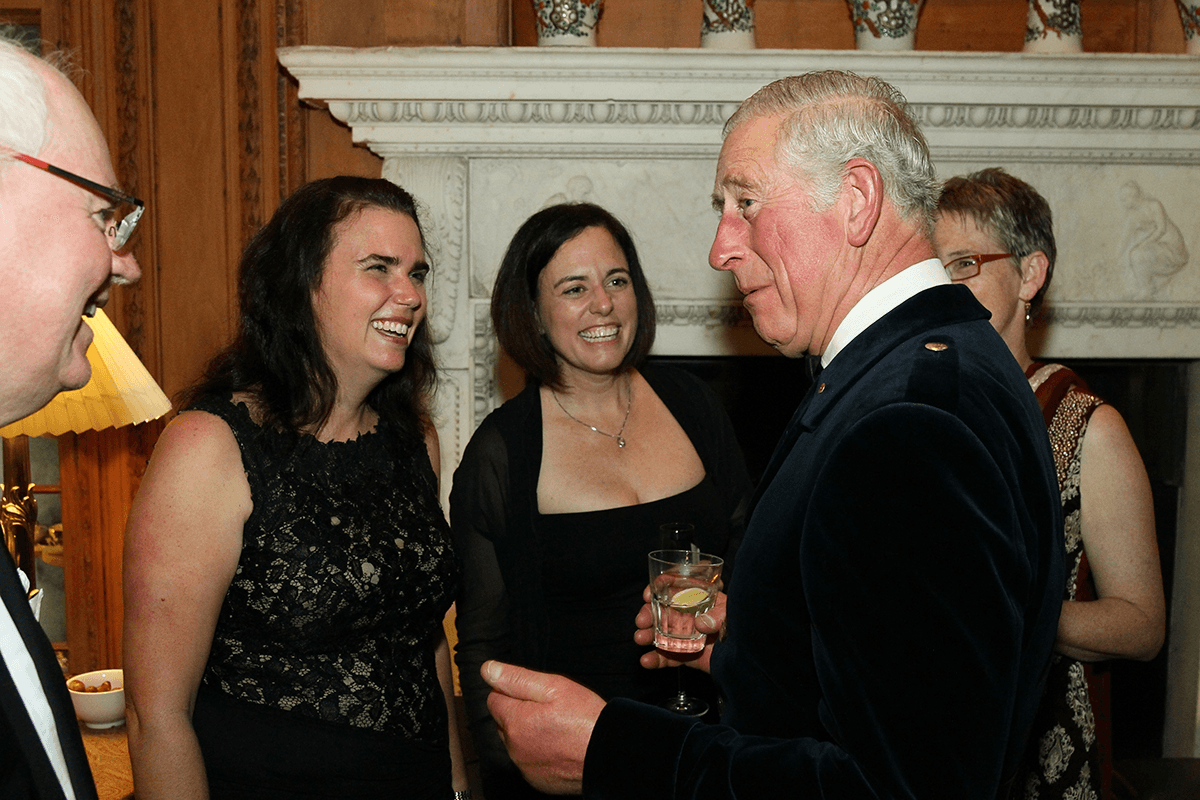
[
  {"xmin": 744, "ymin": 285, "xmax": 989, "ymax": 525},
  {"xmin": 745, "ymin": 376, "xmax": 819, "ymax": 521},
  {"xmin": 0, "ymin": 550, "xmax": 97, "ymax": 800}
]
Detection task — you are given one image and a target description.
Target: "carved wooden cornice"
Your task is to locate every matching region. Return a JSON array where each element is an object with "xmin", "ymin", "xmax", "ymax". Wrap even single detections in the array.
[{"xmin": 112, "ymin": 0, "xmax": 150, "ymax": 363}]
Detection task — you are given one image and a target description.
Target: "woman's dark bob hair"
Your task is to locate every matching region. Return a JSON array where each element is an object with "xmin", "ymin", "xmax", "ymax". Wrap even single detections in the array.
[
  {"xmin": 491, "ymin": 203, "xmax": 655, "ymax": 389},
  {"xmin": 180, "ymin": 176, "xmax": 437, "ymax": 445}
]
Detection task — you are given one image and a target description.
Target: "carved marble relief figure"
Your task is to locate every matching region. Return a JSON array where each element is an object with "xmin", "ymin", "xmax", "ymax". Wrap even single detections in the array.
[
  {"xmin": 545, "ymin": 176, "xmax": 598, "ymax": 208},
  {"xmin": 1118, "ymin": 181, "xmax": 1189, "ymax": 300},
  {"xmin": 967, "ymin": 168, "xmax": 1198, "ymax": 307}
]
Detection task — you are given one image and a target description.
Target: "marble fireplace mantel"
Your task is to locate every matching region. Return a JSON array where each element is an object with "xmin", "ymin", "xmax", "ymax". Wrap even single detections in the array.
[
  {"xmin": 280, "ymin": 46, "xmax": 1200, "ymax": 754},
  {"xmin": 279, "ymin": 45, "xmax": 1200, "ymax": 445}
]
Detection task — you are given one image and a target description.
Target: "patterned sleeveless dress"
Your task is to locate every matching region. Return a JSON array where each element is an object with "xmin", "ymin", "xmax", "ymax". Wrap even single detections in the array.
[{"xmin": 1019, "ymin": 363, "xmax": 1105, "ymax": 800}]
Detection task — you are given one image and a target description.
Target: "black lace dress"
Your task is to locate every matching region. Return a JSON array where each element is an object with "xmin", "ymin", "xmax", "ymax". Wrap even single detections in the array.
[{"xmin": 187, "ymin": 395, "xmax": 459, "ymax": 799}]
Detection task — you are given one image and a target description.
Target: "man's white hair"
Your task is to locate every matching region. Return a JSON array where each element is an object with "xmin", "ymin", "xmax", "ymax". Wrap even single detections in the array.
[
  {"xmin": 724, "ymin": 71, "xmax": 939, "ymax": 237},
  {"xmin": 0, "ymin": 30, "xmax": 51, "ymax": 166}
]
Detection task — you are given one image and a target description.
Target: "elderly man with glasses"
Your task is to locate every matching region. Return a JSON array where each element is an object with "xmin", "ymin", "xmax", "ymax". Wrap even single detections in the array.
[{"xmin": 0, "ymin": 32, "xmax": 142, "ymax": 800}]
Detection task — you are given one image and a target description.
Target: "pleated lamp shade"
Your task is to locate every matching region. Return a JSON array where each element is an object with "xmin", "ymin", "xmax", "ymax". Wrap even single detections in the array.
[{"xmin": 0, "ymin": 309, "xmax": 171, "ymax": 438}]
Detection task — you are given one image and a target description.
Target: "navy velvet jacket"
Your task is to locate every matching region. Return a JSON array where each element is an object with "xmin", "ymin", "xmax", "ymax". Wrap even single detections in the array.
[
  {"xmin": 583, "ymin": 285, "xmax": 1064, "ymax": 799},
  {"xmin": 0, "ymin": 550, "xmax": 98, "ymax": 800}
]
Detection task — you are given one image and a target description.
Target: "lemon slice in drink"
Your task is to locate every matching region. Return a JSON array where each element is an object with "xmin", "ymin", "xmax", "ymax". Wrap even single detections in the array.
[{"xmin": 670, "ymin": 587, "xmax": 710, "ymax": 608}]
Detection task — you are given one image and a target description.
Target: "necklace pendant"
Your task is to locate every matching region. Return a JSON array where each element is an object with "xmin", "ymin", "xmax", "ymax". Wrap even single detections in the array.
[{"xmin": 617, "ymin": 437, "xmax": 626, "ymax": 448}]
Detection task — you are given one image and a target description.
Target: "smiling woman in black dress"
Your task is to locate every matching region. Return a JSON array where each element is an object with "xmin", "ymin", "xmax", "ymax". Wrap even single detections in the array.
[
  {"xmin": 123, "ymin": 177, "xmax": 467, "ymax": 800},
  {"xmin": 451, "ymin": 203, "xmax": 752, "ymax": 799}
]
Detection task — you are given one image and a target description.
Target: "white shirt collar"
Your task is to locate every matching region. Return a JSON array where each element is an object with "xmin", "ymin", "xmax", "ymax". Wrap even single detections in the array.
[
  {"xmin": 821, "ymin": 258, "xmax": 949, "ymax": 368},
  {"xmin": 1, "ymin": 567, "xmax": 76, "ymax": 800}
]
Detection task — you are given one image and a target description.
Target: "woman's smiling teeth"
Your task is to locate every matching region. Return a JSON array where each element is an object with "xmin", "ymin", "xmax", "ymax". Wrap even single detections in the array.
[
  {"xmin": 372, "ymin": 319, "xmax": 411, "ymax": 338},
  {"xmin": 579, "ymin": 325, "xmax": 619, "ymax": 342}
]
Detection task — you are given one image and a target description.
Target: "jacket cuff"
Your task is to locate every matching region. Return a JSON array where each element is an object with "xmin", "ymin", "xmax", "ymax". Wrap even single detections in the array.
[{"xmin": 583, "ymin": 697, "xmax": 702, "ymax": 799}]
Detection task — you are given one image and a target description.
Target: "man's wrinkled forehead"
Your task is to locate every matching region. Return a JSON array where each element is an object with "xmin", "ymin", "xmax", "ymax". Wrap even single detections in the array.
[
  {"xmin": 714, "ymin": 115, "xmax": 781, "ymax": 185},
  {"xmin": 40, "ymin": 79, "xmax": 118, "ymax": 185}
]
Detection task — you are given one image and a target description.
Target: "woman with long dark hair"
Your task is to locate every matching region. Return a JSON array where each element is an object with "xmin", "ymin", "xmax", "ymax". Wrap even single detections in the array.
[{"xmin": 124, "ymin": 177, "xmax": 467, "ymax": 799}]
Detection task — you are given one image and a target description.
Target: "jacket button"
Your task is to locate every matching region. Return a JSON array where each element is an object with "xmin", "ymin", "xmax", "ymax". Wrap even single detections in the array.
[{"xmin": 924, "ymin": 342, "xmax": 948, "ymax": 351}]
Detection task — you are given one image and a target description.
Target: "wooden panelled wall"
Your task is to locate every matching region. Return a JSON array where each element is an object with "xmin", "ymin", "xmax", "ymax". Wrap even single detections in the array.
[{"xmin": 5, "ymin": 0, "xmax": 1189, "ymax": 674}]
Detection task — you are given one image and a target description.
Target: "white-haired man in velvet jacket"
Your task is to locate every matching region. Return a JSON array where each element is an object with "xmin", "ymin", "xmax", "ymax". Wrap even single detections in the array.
[
  {"xmin": 481, "ymin": 70, "xmax": 1064, "ymax": 800},
  {"xmin": 0, "ymin": 33, "xmax": 141, "ymax": 800}
]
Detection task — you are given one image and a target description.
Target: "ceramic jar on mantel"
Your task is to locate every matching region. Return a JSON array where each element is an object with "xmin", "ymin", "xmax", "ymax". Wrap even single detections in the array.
[
  {"xmin": 1024, "ymin": 0, "xmax": 1083, "ymax": 53},
  {"xmin": 846, "ymin": 0, "xmax": 924, "ymax": 51},
  {"xmin": 532, "ymin": 0, "xmax": 604, "ymax": 46},
  {"xmin": 701, "ymin": 0, "xmax": 756, "ymax": 50},
  {"xmin": 1178, "ymin": 0, "xmax": 1200, "ymax": 55}
]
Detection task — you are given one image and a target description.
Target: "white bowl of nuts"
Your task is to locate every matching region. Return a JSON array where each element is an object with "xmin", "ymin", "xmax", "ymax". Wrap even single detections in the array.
[{"xmin": 66, "ymin": 669, "xmax": 124, "ymax": 729}]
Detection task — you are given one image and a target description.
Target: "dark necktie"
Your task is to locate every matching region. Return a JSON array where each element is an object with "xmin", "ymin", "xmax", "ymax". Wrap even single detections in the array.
[{"xmin": 805, "ymin": 353, "xmax": 823, "ymax": 383}]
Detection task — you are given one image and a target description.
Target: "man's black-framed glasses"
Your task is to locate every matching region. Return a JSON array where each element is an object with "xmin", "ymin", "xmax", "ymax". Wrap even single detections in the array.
[
  {"xmin": 14, "ymin": 152, "xmax": 144, "ymax": 251},
  {"xmin": 944, "ymin": 253, "xmax": 1014, "ymax": 282}
]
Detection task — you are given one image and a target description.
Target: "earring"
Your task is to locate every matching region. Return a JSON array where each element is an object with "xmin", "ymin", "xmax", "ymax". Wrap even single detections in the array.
[{"xmin": 1024, "ymin": 302, "xmax": 1031, "ymax": 323}]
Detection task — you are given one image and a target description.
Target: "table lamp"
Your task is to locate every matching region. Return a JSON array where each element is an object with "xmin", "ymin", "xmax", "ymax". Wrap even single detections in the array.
[{"xmin": 1, "ymin": 309, "xmax": 171, "ymax": 594}]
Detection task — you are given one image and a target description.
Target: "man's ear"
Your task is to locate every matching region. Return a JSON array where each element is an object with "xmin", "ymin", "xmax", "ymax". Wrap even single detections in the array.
[
  {"xmin": 843, "ymin": 158, "xmax": 882, "ymax": 248},
  {"xmin": 1019, "ymin": 251, "xmax": 1049, "ymax": 302}
]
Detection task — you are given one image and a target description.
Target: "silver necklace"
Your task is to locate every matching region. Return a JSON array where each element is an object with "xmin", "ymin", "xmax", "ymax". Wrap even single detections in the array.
[{"xmin": 551, "ymin": 376, "xmax": 633, "ymax": 448}]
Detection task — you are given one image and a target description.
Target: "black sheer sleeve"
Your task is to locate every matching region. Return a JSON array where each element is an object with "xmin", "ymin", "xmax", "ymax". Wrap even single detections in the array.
[{"xmin": 448, "ymin": 418, "xmax": 518, "ymax": 779}]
